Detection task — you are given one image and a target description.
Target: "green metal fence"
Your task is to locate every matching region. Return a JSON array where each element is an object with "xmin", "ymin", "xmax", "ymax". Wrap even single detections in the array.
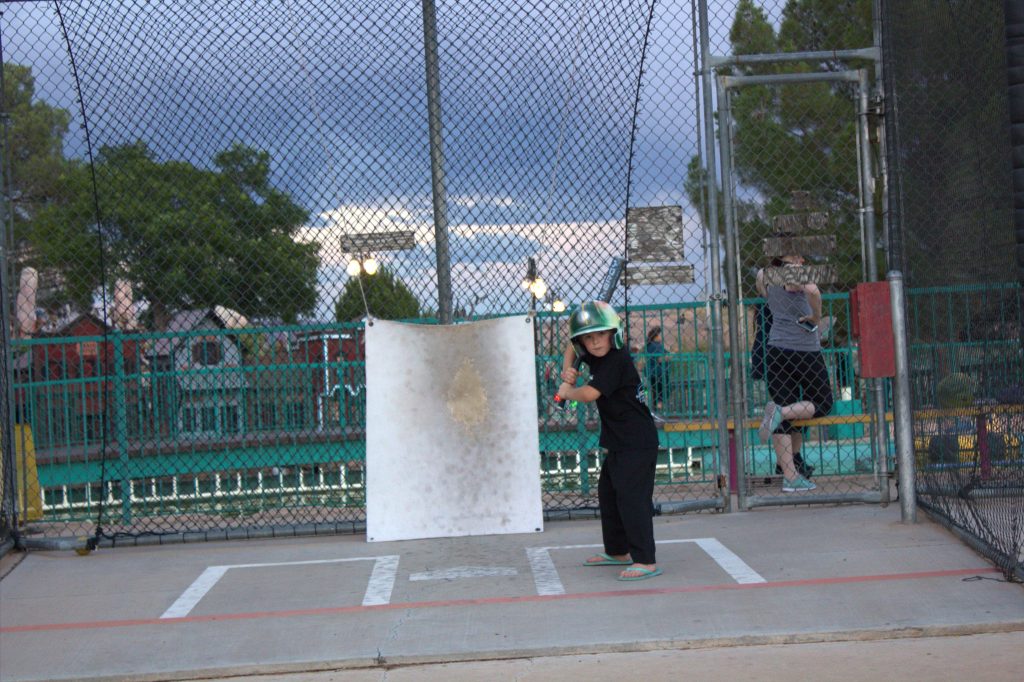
[
  {"xmin": 6, "ymin": 283, "xmax": 1023, "ymax": 542},
  {"xmin": 5, "ymin": 295, "xmax": 877, "ymax": 533}
]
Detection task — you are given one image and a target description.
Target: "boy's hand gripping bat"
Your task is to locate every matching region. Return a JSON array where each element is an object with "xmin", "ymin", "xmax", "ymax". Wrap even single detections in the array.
[{"xmin": 553, "ymin": 356, "xmax": 583, "ymax": 410}]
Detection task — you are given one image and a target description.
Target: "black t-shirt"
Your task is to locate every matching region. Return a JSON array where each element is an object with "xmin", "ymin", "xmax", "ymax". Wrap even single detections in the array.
[{"xmin": 581, "ymin": 347, "xmax": 659, "ymax": 451}]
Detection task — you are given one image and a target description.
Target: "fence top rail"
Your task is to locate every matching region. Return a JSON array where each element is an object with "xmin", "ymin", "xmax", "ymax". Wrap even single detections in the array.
[{"xmin": 661, "ymin": 413, "xmax": 890, "ymax": 433}]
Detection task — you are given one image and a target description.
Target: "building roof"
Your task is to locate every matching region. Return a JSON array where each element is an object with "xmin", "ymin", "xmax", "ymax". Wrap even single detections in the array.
[{"xmin": 149, "ymin": 309, "xmax": 226, "ymax": 357}]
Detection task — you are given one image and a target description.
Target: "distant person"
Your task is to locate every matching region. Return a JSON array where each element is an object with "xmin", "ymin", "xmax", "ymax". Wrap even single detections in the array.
[
  {"xmin": 752, "ymin": 274, "xmax": 813, "ymax": 481},
  {"xmin": 755, "ymin": 251, "xmax": 833, "ymax": 492},
  {"xmin": 645, "ymin": 326, "xmax": 669, "ymax": 410},
  {"xmin": 556, "ymin": 300, "xmax": 661, "ymax": 581}
]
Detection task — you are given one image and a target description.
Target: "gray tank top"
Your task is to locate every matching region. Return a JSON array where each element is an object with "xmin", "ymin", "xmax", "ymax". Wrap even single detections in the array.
[{"xmin": 766, "ymin": 285, "xmax": 820, "ymax": 352}]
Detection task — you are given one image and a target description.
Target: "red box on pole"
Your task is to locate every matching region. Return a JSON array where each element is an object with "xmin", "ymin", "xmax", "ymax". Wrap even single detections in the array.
[{"xmin": 850, "ymin": 281, "xmax": 895, "ymax": 378}]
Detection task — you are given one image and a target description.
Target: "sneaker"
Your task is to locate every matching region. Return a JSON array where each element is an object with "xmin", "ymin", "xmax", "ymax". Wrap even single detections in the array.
[
  {"xmin": 758, "ymin": 402, "xmax": 782, "ymax": 443},
  {"xmin": 782, "ymin": 475, "xmax": 817, "ymax": 492}
]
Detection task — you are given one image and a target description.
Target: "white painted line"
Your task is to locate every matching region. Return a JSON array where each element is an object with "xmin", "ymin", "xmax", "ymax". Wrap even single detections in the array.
[
  {"xmin": 409, "ymin": 566, "xmax": 517, "ymax": 581},
  {"xmin": 692, "ymin": 538, "xmax": 766, "ymax": 584},
  {"xmin": 526, "ymin": 538, "xmax": 765, "ymax": 596},
  {"xmin": 161, "ymin": 556, "xmax": 399, "ymax": 618},
  {"xmin": 363, "ymin": 555, "xmax": 400, "ymax": 606},
  {"xmin": 161, "ymin": 566, "xmax": 229, "ymax": 619},
  {"xmin": 527, "ymin": 546, "xmax": 579, "ymax": 596}
]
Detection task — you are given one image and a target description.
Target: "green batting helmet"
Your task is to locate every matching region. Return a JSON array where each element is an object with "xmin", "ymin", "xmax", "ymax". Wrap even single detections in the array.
[{"xmin": 568, "ymin": 300, "xmax": 624, "ymax": 355}]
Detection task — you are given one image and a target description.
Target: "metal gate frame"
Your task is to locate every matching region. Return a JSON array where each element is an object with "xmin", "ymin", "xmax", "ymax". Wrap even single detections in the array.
[{"xmin": 711, "ymin": 61, "xmax": 892, "ymax": 509}]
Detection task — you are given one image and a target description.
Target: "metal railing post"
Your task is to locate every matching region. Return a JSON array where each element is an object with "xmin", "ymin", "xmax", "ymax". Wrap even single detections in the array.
[{"xmin": 112, "ymin": 331, "xmax": 131, "ymax": 524}]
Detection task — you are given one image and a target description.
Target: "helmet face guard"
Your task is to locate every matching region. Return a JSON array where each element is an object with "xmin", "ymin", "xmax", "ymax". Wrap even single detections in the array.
[{"xmin": 568, "ymin": 300, "xmax": 624, "ymax": 356}]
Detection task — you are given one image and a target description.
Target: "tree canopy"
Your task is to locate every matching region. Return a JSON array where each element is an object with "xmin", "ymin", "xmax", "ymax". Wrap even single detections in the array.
[
  {"xmin": 335, "ymin": 266, "xmax": 420, "ymax": 322},
  {"xmin": 32, "ymin": 141, "xmax": 320, "ymax": 328},
  {"xmin": 3, "ymin": 63, "xmax": 71, "ymax": 255},
  {"xmin": 686, "ymin": 0, "xmax": 875, "ymax": 297}
]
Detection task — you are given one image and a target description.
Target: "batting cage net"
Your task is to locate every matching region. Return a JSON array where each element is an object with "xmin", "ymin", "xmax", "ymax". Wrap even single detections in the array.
[
  {"xmin": 0, "ymin": 0, "xmax": 722, "ymax": 543},
  {"xmin": 0, "ymin": 0, "xmax": 1019, "ymax": 578},
  {"xmin": 883, "ymin": 0, "xmax": 1023, "ymax": 580}
]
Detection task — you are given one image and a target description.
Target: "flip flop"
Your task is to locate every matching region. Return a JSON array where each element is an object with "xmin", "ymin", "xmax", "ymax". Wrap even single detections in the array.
[
  {"xmin": 582, "ymin": 553, "xmax": 632, "ymax": 566},
  {"xmin": 617, "ymin": 566, "xmax": 663, "ymax": 581}
]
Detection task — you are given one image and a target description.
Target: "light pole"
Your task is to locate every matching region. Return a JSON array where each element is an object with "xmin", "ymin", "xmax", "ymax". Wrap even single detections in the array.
[
  {"xmin": 345, "ymin": 254, "xmax": 379, "ymax": 277},
  {"xmin": 522, "ymin": 257, "xmax": 551, "ymax": 311}
]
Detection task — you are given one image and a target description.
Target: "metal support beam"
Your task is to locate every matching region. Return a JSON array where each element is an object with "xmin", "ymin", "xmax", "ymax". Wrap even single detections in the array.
[
  {"xmin": 888, "ymin": 270, "xmax": 917, "ymax": 523},
  {"xmin": 421, "ymin": 0, "xmax": 453, "ymax": 324},
  {"xmin": 697, "ymin": 0, "xmax": 731, "ymax": 512}
]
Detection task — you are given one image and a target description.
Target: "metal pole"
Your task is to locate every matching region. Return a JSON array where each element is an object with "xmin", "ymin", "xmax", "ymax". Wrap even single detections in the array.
[
  {"xmin": 698, "ymin": 0, "xmax": 731, "ymax": 512},
  {"xmin": 317, "ymin": 334, "xmax": 330, "ymax": 431},
  {"xmin": 857, "ymin": 68, "xmax": 891, "ymax": 504},
  {"xmin": 888, "ymin": 270, "xmax": 917, "ymax": 522},
  {"xmin": 0, "ymin": 35, "xmax": 21, "ymax": 535},
  {"xmin": 708, "ymin": 46, "xmax": 880, "ymax": 68},
  {"xmin": 112, "ymin": 331, "xmax": 131, "ymax": 524},
  {"xmin": 858, "ymin": 70, "xmax": 879, "ymax": 281},
  {"xmin": 871, "ymin": 0, "xmax": 890, "ymax": 259},
  {"xmin": 716, "ymin": 78, "xmax": 750, "ymax": 509},
  {"xmin": 421, "ymin": 0, "xmax": 453, "ymax": 325}
]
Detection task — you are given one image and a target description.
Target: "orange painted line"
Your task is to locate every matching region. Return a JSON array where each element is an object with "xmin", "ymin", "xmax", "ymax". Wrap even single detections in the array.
[{"xmin": 0, "ymin": 566, "xmax": 1000, "ymax": 634}]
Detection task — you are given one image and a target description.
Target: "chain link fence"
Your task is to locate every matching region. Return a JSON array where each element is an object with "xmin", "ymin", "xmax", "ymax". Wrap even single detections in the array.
[
  {"xmin": 1, "ymin": 0, "xmax": 1019, "ymax": 577},
  {"xmin": 1, "ymin": 0, "xmax": 739, "ymax": 543}
]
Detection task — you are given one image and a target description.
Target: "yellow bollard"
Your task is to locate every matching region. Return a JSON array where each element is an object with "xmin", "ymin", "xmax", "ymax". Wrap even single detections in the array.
[{"xmin": 2, "ymin": 424, "xmax": 44, "ymax": 522}]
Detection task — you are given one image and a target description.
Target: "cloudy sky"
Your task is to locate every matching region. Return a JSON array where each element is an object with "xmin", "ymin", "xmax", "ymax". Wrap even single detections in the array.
[{"xmin": 8, "ymin": 0, "xmax": 767, "ymax": 320}]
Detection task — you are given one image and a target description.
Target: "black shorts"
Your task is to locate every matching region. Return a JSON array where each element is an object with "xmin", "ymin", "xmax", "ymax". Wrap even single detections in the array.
[{"xmin": 766, "ymin": 346, "xmax": 834, "ymax": 434}]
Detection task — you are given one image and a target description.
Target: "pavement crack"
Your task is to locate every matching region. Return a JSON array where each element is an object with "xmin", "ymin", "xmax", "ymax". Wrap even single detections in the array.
[{"xmin": 386, "ymin": 609, "xmax": 410, "ymax": 642}]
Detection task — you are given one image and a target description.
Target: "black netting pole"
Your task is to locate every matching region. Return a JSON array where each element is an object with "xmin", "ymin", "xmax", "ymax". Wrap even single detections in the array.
[
  {"xmin": 1006, "ymin": 0, "xmax": 1024, "ymax": 284},
  {"xmin": 0, "ymin": 17, "xmax": 18, "ymax": 546},
  {"xmin": 880, "ymin": 0, "xmax": 905, "ymax": 275}
]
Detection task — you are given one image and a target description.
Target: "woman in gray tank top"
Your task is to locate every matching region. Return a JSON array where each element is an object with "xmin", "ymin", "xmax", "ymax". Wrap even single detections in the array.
[{"xmin": 755, "ymin": 253, "xmax": 834, "ymax": 492}]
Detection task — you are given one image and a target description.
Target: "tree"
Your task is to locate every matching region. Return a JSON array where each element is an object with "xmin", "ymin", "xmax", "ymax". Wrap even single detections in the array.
[
  {"xmin": 31, "ymin": 141, "xmax": 320, "ymax": 327},
  {"xmin": 2, "ymin": 63, "xmax": 71, "ymax": 232},
  {"xmin": 335, "ymin": 267, "xmax": 420, "ymax": 322},
  {"xmin": 686, "ymin": 0, "xmax": 875, "ymax": 298}
]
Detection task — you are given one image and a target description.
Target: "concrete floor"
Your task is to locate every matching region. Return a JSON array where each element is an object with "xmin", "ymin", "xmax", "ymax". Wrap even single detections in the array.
[{"xmin": 1, "ymin": 504, "xmax": 1023, "ymax": 681}]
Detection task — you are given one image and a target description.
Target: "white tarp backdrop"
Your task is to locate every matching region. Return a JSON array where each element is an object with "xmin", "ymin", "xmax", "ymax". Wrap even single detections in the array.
[{"xmin": 365, "ymin": 316, "xmax": 544, "ymax": 542}]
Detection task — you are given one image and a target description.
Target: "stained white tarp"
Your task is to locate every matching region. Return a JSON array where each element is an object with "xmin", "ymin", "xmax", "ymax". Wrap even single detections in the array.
[{"xmin": 365, "ymin": 316, "xmax": 543, "ymax": 542}]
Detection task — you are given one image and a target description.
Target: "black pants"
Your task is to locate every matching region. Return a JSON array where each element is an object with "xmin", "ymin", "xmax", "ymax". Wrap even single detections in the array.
[{"xmin": 599, "ymin": 447, "xmax": 658, "ymax": 565}]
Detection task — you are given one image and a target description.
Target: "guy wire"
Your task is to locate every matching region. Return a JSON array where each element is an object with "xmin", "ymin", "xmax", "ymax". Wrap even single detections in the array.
[
  {"xmin": 621, "ymin": 0, "xmax": 660, "ymax": 337},
  {"xmin": 54, "ymin": 0, "xmax": 111, "ymax": 546}
]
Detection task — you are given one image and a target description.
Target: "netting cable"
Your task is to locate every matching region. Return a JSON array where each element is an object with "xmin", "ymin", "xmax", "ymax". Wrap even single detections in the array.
[
  {"xmin": 0, "ymin": 8, "xmax": 20, "ymax": 540},
  {"xmin": 621, "ymin": 0, "xmax": 660, "ymax": 340},
  {"xmin": 54, "ymin": 0, "xmax": 110, "ymax": 548}
]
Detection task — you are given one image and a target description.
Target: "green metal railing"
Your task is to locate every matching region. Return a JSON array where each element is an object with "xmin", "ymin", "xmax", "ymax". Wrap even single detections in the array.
[{"xmin": 11, "ymin": 288, "xmax": 1019, "ymax": 527}]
